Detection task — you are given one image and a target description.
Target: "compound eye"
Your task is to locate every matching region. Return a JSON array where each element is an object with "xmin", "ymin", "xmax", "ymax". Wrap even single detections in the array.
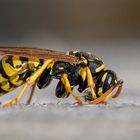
[{"xmin": 106, "ymin": 71, "xmax": 117, "ymax": 86}]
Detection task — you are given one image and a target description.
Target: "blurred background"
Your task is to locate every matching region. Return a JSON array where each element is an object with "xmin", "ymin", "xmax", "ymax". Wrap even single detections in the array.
[{"xmin": 0, "ymin": 0, "xmax": 140, "ymax": 140}]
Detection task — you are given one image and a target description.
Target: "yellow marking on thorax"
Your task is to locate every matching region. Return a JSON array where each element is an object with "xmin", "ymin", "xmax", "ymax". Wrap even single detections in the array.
[
  {"xmin": 72, "ymin": 50, "xmax": 79, "ymax": 54},
  {"xmin": 78, "ymin": 68, "xmax": 86, "ymax": 81},
  {"xmin": 81, "ymin": 56, "xmax": 88, "ymax": 64},
  {"xmin": 72, "ymin": 51, "xmax": 88, "ymax": 64},
  {"xmin": 96, "ymin": 64, "xmax": 105, "ymax": 73},
  {"xmin": 102, "ymin": 73, "xmax": 107, "ymax": 82},
  {"xmin": 58, "ymin": 67, "xmax": 64, "ymax": 70}
]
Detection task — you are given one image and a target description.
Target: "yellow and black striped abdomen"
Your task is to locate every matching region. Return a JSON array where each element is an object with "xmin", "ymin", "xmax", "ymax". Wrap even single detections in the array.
[{"xmin": 0, "ymin": 55, "xmax": 42, "ymax": 96}]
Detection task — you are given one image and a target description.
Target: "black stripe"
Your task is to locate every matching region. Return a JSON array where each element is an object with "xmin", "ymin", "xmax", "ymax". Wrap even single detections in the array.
[
  {"xmin": 0, "ymin": 86, "xmax": 8, "ymax": 95},
  {"xmin": 0, "ymin": 81, "xmax": 17, "ymax": 93},
  {"xmin": 0, "ymin": 61, "xmax": 9, "ymax": 79},
  {"xmin": 5, "ymin": 56, "xmax": 14, "ymax": 67},
  {"xmin": 20, "ymin": 70, "xmax": 32, "ymax": 81},
  {"xmin": 39, "ymin": 59, "xmax": 44, "ymax": 66},
  {"xmin": 20, "ymin": 56, "xmax": 28, "ymax": 63},
  {"xmin": 0, "ymin": 61, "xmax": 18, "ymax": 90}
]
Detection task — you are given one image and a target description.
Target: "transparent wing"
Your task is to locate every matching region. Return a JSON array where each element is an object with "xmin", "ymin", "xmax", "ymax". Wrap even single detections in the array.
[{"xmin": 0, "ymin": 46, "xmax": 81, "ymax": 64}]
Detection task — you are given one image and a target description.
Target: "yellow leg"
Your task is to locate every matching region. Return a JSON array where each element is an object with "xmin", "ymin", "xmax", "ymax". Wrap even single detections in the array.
[
  {"xmin": 61, "ymin": 73, "xmax": 82, "ymax": 106},
  {"xmin": 100, "ymin": 101, "xmax": 107, "ymax": 105},
  {"xmin": 26, "ymin": 59, "xmax": 55, "ymax": 84},
  {"xmin": 2, "ymin": 59, "xmax": 55, "ymax": 108},
  {"xmin": 26, "ymin": 81, "xmax": 37, "ymax": 105},
  {"xmin": 3, "ymin": 83, "xmax": 28, "ymax": 108},
  {"xmin": 84, "ymin": 67, "xmax": 97, "ymax": 99}
]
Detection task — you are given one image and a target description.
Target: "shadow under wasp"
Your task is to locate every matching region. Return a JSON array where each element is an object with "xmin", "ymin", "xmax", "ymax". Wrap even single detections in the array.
[{"xmin": 0, "ymin": 46, "xmax": 123, "ymax": 107}]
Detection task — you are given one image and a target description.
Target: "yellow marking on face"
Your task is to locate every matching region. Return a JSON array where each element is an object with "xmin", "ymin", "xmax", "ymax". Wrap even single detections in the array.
[
  {"xmin": 115, "ymin": 80, "xmax": 117, "ymax": 84},
  {"xmin": 96, "ymin": 64, "xmax": 105, "ymax": 73},
  {"xmin": 12, "ymin": 56, "xmax": 22, "ymax": 69},
  {"xmin": 102, "ymin": 73, "xmax": 108, "ymax": 82},
  {"xmin": 98, "ymin": 87, "xmax": 103, "ymax": 96}
]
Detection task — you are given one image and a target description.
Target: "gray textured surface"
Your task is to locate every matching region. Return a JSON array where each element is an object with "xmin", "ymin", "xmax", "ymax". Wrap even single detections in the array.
[{"xmin": 0, "ymin": 103, "xmax": 140, "ymax": 140}]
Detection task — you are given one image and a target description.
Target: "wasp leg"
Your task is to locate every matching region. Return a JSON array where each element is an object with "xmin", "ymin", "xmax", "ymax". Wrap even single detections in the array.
[
  {"xmin": 112, "ymin": 83, "xmax": 123, "ymax": 98},
  {"xmin": 100, "ymin": 101, "xmax": 107, "ymax": 105},
  {"xmin": 2, "ymin": 83, "xmax": 28, "ymax": 108},
  {"xmin": 61, "ymin": 73, "xmax": 82, "ymax": 106},
  {"xmin": 78, "ymin": 67, "xmax": 87, "ymax": 92},
  {"xmin": 84, "ymin": 67, "xmax": 97, "ymax": 99},
  {"xmin": 26, "ymin": 80, "xmax": 37, "ymax": 105},
  {"xmin": 89, "ymin": 87, "xmax": 113, "ymax": 104},
  {"xmin": 2, "ymin": 59, "xmax": 55, "ymax": 108}
]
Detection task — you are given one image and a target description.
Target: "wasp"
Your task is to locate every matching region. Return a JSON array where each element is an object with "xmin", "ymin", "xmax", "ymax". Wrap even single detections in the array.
[{"xmin": 0, "ymin": 46, "xmax": 123, "ymax": 107}]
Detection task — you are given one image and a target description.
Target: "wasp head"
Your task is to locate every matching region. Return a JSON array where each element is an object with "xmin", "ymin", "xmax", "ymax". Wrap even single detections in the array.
[{"xmin": 83, "ymin": 70, "xmax": 123, "ymax": 101}]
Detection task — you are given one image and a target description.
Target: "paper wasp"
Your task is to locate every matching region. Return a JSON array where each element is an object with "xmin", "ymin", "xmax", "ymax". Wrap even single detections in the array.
[{"xmin": 0, "ymin": 46, "xmax": 123, "ymax": 107}]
